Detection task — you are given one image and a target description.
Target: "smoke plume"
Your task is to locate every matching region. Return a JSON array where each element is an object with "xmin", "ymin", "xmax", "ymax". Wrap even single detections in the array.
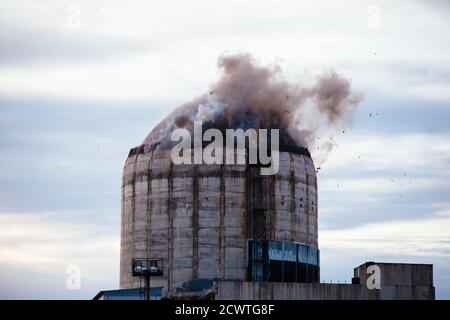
[{"xmin": 144, "ymin": 53, "xmax": 362, "ymax": 161}]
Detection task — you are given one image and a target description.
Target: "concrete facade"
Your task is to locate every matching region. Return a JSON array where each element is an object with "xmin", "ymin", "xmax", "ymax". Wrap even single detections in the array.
[
  {"xmin": 354, "ymin": 262, "xmax": 433, "ymax": 288},
  {"xmin": 117, "ymin": 118, "xmax": 436, "ymax": 300},
  {"xmin": 120, "ymin": 144, "xmax": 318, "ymax": 294},
  {"xmin": 216, "ymin": 280, "xmax": 435, "ymax": 300},
  {"xmin": 352, "ymin": 261, "xmax": 435, "ymax": 299}
]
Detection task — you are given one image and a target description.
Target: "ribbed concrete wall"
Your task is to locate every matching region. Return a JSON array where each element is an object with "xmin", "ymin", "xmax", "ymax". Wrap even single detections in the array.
[
  {"xmin": 120, "ymin": 145, "xmax": 318, "ymax": 294},
  {"xmin": 217, "ymin": 281, "xmax": 435, "ymax": 300}
]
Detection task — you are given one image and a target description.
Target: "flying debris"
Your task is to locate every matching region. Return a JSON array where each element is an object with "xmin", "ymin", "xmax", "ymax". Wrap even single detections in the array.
[{"xmin": 144, "ymin": 53, "xmax": 362, "ymax": 159}]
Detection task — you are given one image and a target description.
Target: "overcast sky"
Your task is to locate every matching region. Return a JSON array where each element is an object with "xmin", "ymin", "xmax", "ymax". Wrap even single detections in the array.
[{"xmin": 0, "ymin": 0, "xmax": 449, "ymax": 299}]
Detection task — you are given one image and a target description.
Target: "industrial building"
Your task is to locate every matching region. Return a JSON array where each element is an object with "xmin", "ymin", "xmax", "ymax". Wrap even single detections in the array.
[{"xmin": 94, "ymin": 113, "xmax": 436, "ymax": 300}]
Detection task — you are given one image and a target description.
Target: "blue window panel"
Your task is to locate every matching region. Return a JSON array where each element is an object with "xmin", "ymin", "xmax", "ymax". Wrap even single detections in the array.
[
  {"xmin": 268, "ymin": 241, "xmax": 283, "ymax": 260},
  {"xmin": 308, "ymin": 247, "xmax": 317, "ymax": 265},
  {"xmin": 283, "ymin": 242, "xmax": 297, "ymax": 262},
  {"xmin": 268, "ymin": 241, "xmax": 318, "ymax": 265},
  {"xmin": 298, "ymin": 244, "xmax": 308, "ymax": 263}
]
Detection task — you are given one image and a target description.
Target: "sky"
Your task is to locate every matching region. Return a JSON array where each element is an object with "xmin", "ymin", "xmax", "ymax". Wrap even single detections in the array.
[{"xmin": 0, "ymin": 0, "xmax": 449, "ymax": 299}]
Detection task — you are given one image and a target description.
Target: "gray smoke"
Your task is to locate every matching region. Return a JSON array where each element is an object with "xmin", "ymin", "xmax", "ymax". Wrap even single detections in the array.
[{"xmin": 144, "ymin": 53, "xmax": 362, "ymax": 160}]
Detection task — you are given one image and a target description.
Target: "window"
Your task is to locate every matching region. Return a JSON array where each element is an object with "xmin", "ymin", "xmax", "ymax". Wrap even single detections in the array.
[{"xmin": 247, "ymin": 239, "xmax": 320, "ymax": 283}]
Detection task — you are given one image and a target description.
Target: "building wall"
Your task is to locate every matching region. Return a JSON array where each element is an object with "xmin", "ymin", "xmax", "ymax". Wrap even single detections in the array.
[
  {"xmin": 216, "ymin": 281, "xmax": 435, "ymax": 300},
  {"xmin": 120, "ymin": 145, "xmax": 318, "ymax": 293},
  {"xmin": 354, "ymin": 262, "xmax": 433, "ymax": 287}
]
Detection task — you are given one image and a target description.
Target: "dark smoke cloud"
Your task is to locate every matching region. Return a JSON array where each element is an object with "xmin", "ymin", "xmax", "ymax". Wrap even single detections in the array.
[{"xmin": 144, "ymin": 53, "xmax": 362, "ymax": 159}]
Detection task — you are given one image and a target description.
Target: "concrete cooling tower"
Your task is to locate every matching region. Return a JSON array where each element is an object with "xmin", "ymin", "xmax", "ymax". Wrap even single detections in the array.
[
  {"xmin": 111, "ymin": 53, "xmax": 435, "ymax": 300},
  {"xmin": 120, "ymin": 118, "xmax": 320, "ymax": 296}
]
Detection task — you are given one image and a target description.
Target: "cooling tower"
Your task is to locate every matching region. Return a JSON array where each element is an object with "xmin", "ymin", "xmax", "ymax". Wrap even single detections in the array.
[{"xmin": 120, "ymin": 121, "xmax": 319, "ymax": 294}]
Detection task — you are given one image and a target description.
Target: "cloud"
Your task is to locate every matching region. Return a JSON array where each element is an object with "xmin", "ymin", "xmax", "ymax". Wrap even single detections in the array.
[
  {"xmin": 1, "ymin": 0, "xmax": 450, "ymax": 103},
  {"xmin": 316, "ymin": 132, "xmax": 450, "ymax": 174},
  {"xmin": 317, "ymin": 132, "xmax": 450, "ymax": 229},
  {"xmin": 0, "ymin": 29, "xmax": 154, "ymax": 66},
  {"xmin": 321, "ymin": 214, "xmax": 450, "ymax": 257},
  {"xmin": 0, "ymin": 211, "xmax": 119, "ymax": 298},
  {"xmin": 319, "ymin": 204, "xmax": 450, "ymax": 299},
  {"xmin": 433, "ymin": 203, "xmax": 450, "ymax": 217},
  {"xmin": 0, "ymin": 0, "xmax": 449, "ymax": 299},
  {"xmin": 0, "ymin": 212, "xmax": 118, "ymax": 270}
]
